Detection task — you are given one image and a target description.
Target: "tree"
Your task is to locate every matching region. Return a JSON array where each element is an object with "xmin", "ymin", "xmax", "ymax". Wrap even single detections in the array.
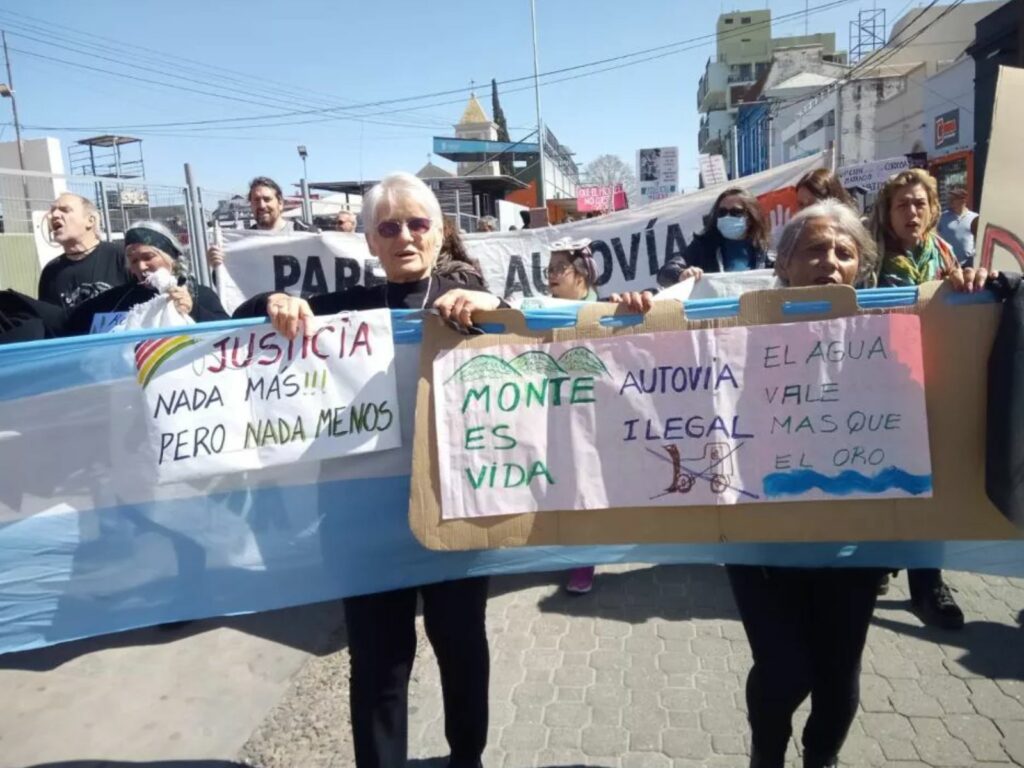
[
  {"xmin": 582, "ymin": 154, "xmax": 639, "ymax": 208},
  {"xmin": 491, "ymin": 79, "xmax": 514, "ymax": 176}
]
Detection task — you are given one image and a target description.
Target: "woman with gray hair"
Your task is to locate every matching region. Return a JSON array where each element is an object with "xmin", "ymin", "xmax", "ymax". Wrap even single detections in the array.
[
  {"xmin": 235, "ymin": 171, "xmax": 502, "ymax": 768},
  {"xmin": 65, "ymin": 220, "xmax": 227, "ymax": 334},
  {"xmin": 728, "ymin": 196, "xmax": 984, "ymax": 768},
  {"xmin": 774, "ymin": 198, "xmax": 879, "ymax": 288}
]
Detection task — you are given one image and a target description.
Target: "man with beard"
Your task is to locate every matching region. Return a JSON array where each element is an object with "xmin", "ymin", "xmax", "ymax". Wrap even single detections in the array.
[
  {"xmin": 207, "ymin": 176, "xmax": 315, "ymax": 269},
  {"xmin": 38, "ymin": 193, "xmax": 130, "ymax": 309}
]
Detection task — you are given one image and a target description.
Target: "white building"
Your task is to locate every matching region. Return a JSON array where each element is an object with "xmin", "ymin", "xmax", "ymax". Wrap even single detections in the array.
[{"xmin": 782, "ymin": 2, "xmax": 1004, "ymax": 168}]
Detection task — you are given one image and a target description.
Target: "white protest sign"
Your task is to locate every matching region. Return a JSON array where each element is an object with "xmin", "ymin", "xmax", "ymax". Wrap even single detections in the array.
[
  {"xmin": 638, "ymin": 146, "xmax": 680, "ymax": 204},
  {"xmin": 215, "ymin": 153, "xmax": 826, "ymax": 309},
  {"xmin": 434, "ymin": 314, "xmax": 932, "ymax": 519},
  {"xmin": 839, "ymin": 156, "xmax": 911, "ymax": 193},
  {"xmin": 136, "ymin": 309, "xmax": 401, "ymax": 483}
]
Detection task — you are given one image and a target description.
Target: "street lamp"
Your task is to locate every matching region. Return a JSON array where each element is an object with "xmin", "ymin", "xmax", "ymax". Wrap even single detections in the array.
[{"xmin": 297, "ymin": 144, "xmax": 312, "ymax": 224}]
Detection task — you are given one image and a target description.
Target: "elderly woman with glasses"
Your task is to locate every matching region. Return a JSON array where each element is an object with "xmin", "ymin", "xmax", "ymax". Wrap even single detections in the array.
[
  {"xmin": 657, "ymin": 186, "xmax": 771, "ymax": 287},
  {"xmin": 235, "ymin": 172, "xmax": 501, "ymax": 768}
]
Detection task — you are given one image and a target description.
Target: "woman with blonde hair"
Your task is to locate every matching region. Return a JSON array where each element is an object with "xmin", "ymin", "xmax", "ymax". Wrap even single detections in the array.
[{"xmin": 867, "ymin": 167, "xmax": 989, "ymax": 628}]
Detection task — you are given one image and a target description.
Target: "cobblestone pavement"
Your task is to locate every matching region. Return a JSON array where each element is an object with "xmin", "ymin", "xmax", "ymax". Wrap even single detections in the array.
[{"xmin": 240, "ymin": 564, "xmax": 1024, "ymax": 768}]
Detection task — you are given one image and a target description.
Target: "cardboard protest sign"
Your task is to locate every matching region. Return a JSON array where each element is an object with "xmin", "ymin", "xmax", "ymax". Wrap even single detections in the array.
[
  {"xmin": 138, "ymin": 309, "xmax": 401, "ymax": 483},
  {"xmin": 433, "ymin": 314, "xmax": 931, "ymax": 520},
  {"xmin": 976, "ymin": 66, "xmax": 1024, "ymax": 274},
  {"xmin": 410, "ymin": 283, "xmax": 1020, "ymax": 550}
]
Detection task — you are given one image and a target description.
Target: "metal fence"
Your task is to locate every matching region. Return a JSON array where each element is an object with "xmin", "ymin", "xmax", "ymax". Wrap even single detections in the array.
[{"xmin": 0, "ymin": 166, "xmax": 203, "ymax": 296}]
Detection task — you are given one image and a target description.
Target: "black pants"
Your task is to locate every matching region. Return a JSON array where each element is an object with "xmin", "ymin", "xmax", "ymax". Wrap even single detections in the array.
[
  {"xmin": 908, "ymin": 567, "xmax": 943, "ymax": 603},
  {"xmin": 727, "ymin": 565, "xmax": 883, "ymax": 768},
  {"xmin": 343, "ymin": 577, "xmax": 490, "ymax": 768}
]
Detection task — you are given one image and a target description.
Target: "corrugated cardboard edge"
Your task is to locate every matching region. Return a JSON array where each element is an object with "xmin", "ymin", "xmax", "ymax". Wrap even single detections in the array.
[{"xmin": 410, "ymin": 282, "xmax": 1021, "ymax": 551}]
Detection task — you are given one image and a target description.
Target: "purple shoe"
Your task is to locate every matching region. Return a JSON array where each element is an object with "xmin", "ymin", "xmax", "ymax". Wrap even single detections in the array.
[{"xmin": 566, "ymin": 567, "xmax": 595, "ymax": 594}]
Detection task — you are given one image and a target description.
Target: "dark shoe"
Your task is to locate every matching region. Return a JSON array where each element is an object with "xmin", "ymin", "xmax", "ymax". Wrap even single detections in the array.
[
  {"xmin": 803, "ymin": 752, "xmax": 838, "ymax": 768},
  {"xmin": 912, "ymin": 581, "xmax": 965, "ymax": 629},
  {"xmin": 877, "ymin": 573, "xmax": 890, "ymax": 596}
]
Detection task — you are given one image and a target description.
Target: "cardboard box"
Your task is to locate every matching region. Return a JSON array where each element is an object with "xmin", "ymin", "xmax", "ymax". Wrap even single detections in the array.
[{"xmin": 409, "ymin": 282, "xmax": 1021, "ymax": 550}]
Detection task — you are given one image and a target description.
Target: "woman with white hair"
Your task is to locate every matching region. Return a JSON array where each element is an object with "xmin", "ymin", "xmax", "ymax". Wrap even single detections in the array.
[
  {"xmin": 65, "ymin": 220, "xmax": 228, "ymax": 334},
  {"xmin": 235, "ymin": 172, "xmax": 500, "ymax": 768}
]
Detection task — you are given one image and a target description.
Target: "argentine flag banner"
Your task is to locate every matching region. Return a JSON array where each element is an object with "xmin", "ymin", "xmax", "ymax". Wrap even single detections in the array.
[{"xmin": 1, "ymin": 298, "xmax": 1021, "ymax": 654}]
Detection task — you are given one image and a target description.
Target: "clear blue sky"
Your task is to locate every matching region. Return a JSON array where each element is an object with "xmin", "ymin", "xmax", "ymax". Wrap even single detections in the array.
[{"xmin": 0, "ymin": 0, "xmax": 925, "ymax": 195}]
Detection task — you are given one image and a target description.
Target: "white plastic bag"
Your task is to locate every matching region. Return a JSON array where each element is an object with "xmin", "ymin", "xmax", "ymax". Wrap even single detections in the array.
[{"xmin": 113, "ymin": 269, "xmax": 195, "ymax": 331}]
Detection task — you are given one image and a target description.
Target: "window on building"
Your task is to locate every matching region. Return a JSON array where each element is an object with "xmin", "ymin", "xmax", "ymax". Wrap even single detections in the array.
[
  {"xmin": 741, "ymin": 16, "xmax": 751, "ymax": 23},
  {"xmin": 741, "ymin": 38, "xmax": 751, "ymax": 42},
  {"xmin": 724, "ymin": 17, "xmax": 733, "ymax": 24},
  {"xmin": 854, "ymin": 84, "xmax": 862, "ymax": 101},
  {"xmin": 755, "ymin": 62, "xmax": 768, "ymax": 78},
  {"xmin": 739, "ymin": 63, "xmax": 752, "ymax": 81},
  {"xmin": 876, "ymin": 80, "xmax": 885, "ymax": 100}
]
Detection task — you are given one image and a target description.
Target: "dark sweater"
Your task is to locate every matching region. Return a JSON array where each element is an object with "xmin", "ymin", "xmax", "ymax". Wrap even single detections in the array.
[
  {"xmin": 65, "ymin": 281, "xmax": 228, "ymax": 336},
  {"xmin": 233, "ymin": 274, "xmax": 503, "ymax": 318}
]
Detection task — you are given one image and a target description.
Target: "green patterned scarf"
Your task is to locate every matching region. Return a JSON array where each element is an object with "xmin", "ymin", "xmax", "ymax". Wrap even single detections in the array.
[{"xmin": 878, "ymin": 234, "xmax": 945, "ymax": 287}]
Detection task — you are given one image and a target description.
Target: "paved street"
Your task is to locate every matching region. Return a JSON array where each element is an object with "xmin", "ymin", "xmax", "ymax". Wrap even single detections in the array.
[{"xmin": 2, "ymin": 564, "xmax": 1022, "ymax": 768}]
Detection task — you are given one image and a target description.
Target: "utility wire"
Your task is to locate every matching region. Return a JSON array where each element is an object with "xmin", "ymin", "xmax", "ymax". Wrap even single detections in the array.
[{"xmin": 7, "ymin": 0, "xmax": 857, "ymax": 134}]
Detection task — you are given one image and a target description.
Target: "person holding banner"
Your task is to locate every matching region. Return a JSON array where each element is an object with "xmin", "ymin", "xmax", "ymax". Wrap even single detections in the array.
[
  {"xmin": 724, "ymin": 199, "xmax": 886, "ymax": 768},
  {"xmin": 542, "ymin": 237, "xmax": 601, "ymax": 593},
  {"xmin": 656, "ymin": 186, "xmax": 771, "ymax": 288},
  {"xmin": 869, "ymin": 168, "xmax": 989, "ymax": 630},
  {"xmin": 236, "ymin": 171, "xmax": 501, "ymax": 768},
  {"xmin": 65, "ymin": 221, "xmax": 228, "ymax": 335},
  {"xmin": 207, "ymin": 176, "xmax": 316, "ymax": 269}
]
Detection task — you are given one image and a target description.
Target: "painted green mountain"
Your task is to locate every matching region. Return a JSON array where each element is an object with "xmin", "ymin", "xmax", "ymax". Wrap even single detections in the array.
[
  {"xmin": 446, "ymin": 354, "xmax": 522, "ymax": 384},
  {"xmin": 509, "ymin": 351, "xmax": 567, "ymax": 377},
  {"xmin": 558, "ymin": 346, "xmax": 608, "ymax": 376}
]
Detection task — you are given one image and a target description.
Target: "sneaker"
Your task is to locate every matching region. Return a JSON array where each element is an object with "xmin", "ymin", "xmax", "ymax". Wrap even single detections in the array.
[
  {"xmin": 565, "ymin": 566, "xmax": 595, "ymax": 594},
  {"xmin": 913, "ymin": 582, "xmax": 965, "ymax": 629}
]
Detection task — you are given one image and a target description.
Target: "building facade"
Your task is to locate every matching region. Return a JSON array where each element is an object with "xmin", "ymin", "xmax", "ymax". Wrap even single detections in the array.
[{"xmin": 696, "ymin": 9, "xmax": 842, "ymax": 179}]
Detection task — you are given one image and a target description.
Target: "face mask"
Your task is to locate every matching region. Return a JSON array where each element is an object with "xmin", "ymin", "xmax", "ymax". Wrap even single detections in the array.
[{"xmin": 717, "ymin": 215, "xmax": 748, "ymax": 241}]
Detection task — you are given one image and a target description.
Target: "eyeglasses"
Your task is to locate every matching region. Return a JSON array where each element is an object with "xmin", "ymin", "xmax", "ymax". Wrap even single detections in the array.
[
  {"xmin": 716, "ymin": 206, "xmax": 747, "ymax": 218},
  {"xmin": 376, "ymin": 217, "xmax": 432, "ymax": 238},
  {"xmin": 543, "ymin": 262, "xmax": 573, "ymax": 279}
]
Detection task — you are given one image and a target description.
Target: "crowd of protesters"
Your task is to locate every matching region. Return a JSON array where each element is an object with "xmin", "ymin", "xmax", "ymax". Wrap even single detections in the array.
[{"xmin": 0, "ymin": 164, "xmax": 1011, "ymax": 768}]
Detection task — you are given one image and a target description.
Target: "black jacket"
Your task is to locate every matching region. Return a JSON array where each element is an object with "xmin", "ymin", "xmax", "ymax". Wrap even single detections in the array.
[
  {"xmin": 0, "ymin": 290, "xmax": 68, "ymax": 345},
  {"xmin": 657, "ymin": 230, "xmax": 769, "ymax": 287},
  {"xmin": 986, "ymin": 272, "xmax": 1024, "ymax": 530},
  {"xmin": 65, "ymin": 281, "xmax": 228, "ymax": 336},
  {"xmin": 234, "ymin": 274, "xmax": 504, "ymax": 318}
]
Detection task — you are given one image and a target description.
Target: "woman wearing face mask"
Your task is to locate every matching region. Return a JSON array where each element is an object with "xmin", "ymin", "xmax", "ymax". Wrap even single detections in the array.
[
  {"xmin": 65, "ymin": 220, "xmax": 228, "ymax": 335},
  {"xmin": 657, "ymin": 186, "xmax": 771, "ymax": 287}
]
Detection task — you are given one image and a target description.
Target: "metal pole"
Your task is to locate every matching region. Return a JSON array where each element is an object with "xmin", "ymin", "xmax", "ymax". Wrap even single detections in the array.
[
  {"xmin": 301, "ymin": 177, "xmax": 312, "ymax": 226},
  {"xmin": 97, "ymin": 179, "xmax": 112, "ymax": 239},
  {"xmin": 2, "ymin": 31, "xmax": 32, "ymax": 227},
  {"xmin": 835, "ymin": 81, "xmax": 844, "ymax": 170},
  {"xmin": 529, "ymin": 0, "xmax": 547, "ymax": 207},
  {"xmin": 184, "ymin": 163, "xmax": 212, "ymax": 287},
  {"xmin": 731, "ymin": 127, "xmax": 739, "ymax": 179},
  {"xmin": 301, "ymin": 155, "xmax": 312, "ymax": 224}
]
